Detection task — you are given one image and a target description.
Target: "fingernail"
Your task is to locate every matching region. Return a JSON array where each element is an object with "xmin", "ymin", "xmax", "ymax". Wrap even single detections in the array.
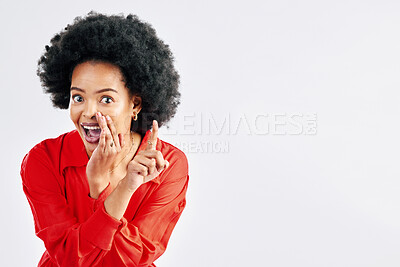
[
  {"xmin": 158, "ymin": 161, "xmax": 169, "ymax": 172},
  {"xmin": 106, "ymin": 115, "xmax": 111, "ymax": 120}
]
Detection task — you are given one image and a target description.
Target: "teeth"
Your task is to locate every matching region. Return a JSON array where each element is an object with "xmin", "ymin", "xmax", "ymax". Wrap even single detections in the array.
[{"xmin": 82, "ymin": 125, "xmax": 100, "ymax": 130}]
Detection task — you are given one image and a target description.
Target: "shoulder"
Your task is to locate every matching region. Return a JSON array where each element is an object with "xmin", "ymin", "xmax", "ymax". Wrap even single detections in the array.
[
  {"xmin": 159, "ymin": 139, "xmax": 188, "ymax": 173},
  {"xmin": 25, "ymin": 132, "xmax": 69, "ymax": 157},
  {"xmin": 20, "ymin": 130, "xmax": 76, "ymax": 186},
  {"xmin": 158, "ymin": 138, "xmax": 189, "ymax": 183}
]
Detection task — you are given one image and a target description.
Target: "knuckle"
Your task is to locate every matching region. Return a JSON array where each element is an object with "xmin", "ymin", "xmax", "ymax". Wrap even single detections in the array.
[
  {"xmin": 128, "ymin": 161, "xmax": 137, "ymax": 168},
  {"xmin": 139, "ymin": 165, "xmax": 147, "ymax": 172},
  {"xmin": 135, "ymin": 155, "xmax": 144, "ymax": 161}
]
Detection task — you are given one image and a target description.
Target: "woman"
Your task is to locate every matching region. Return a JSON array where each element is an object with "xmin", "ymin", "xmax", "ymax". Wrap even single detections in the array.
[{"xmin": 20, "ymin": 11, "xmax": 188, "ymax": 267}]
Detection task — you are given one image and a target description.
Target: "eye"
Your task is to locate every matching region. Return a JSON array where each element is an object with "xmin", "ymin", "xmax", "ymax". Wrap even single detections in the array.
[
  {"xmin": 72, "ymin": 95, "xmax": 83, "ymax": 103},
  {"xmin": 101, "ymin": 96, "xmax": 113, "ymax": 104}
]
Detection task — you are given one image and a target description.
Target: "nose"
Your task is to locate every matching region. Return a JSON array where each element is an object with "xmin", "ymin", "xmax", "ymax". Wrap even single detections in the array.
[{"xmin": 83, "ymin": 100, "xmax": 98, "ymax": 120}]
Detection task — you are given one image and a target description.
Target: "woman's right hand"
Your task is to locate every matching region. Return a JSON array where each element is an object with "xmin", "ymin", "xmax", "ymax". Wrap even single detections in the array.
[
  {"xmin": 122, "ymin": 120, "xmax": 169, "ymax": 192},
  {"xmin": 86, "ymin": 112, "xmax": 123, "ymax": 197}
]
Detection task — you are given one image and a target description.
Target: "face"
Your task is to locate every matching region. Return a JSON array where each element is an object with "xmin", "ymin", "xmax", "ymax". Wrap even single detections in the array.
[{"xmin": 69, "ymin": 61, "xmax": 141, "ymax": 157}]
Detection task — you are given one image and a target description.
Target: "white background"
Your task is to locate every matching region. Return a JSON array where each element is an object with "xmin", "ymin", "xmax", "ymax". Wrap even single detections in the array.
[{"xmin": 1, "ymin": 0, "xmax": 400, "ymax": 266}]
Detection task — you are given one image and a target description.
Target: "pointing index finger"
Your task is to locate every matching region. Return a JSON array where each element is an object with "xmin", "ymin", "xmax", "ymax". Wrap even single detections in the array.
[{"xmin": 146, "ymin": 120, "xmax": 158, "ymax": 150}]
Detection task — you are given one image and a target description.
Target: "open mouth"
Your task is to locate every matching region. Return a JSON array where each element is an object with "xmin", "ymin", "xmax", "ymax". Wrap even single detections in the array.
[{"xmin": 81, "ymin": 124, "xmax": 101, "ymax": 143}]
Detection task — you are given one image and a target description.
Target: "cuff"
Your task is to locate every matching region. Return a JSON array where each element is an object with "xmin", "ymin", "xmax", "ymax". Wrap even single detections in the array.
[
  {"xmin": 93, "ymin": 182, "xmax": 114, "ymax": 212},
  {"xmin": 81, "ymin": 202, "xmax": 122, "ymax": 250}
]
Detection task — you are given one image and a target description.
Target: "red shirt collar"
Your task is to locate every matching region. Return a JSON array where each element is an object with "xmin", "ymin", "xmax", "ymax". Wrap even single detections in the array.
[{"xmin": 61, "ymin": 129, "xmax": 153, "ymax": 171}]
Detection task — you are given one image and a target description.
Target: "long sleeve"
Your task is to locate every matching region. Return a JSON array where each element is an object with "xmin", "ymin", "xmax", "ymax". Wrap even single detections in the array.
[
  {"xmin": 20, "ymin": 142, "xmax": 189, "ymax": 267},
  {"xmin": 21, "ymin": 148, "xmax": 122, "ymax": 266},
  {"xmin": 107, "ymin": 172, "xmax": 188, "ymax": 266}
]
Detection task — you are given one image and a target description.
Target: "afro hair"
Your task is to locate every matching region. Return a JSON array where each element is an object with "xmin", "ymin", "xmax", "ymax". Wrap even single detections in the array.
[{"xmin": 37, "ymin": 11, "xmax": 180, "ymax": 135}]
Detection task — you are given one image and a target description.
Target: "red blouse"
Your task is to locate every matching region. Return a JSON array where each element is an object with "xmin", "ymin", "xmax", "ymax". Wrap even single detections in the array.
[{"xmin": 20, "ymin": 129, "xmax": 189, "ymax": 267}]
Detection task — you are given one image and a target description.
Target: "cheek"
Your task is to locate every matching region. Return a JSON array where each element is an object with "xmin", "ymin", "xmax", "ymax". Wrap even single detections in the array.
[
  {"xmin": 69, "ymin": 108, "xmax": 78, "ymax": 123},
  {"xmin": 108, "ymin": 111, "xmax": 132, "ymax": 131},
  {"xmin": 69, "ymin": 105, "xmax": 84, "ymax": 125},
  {"xmin": 102, "ymin": 103, "xmax": 132, "ymax": 130},
  {"xmin": 109, "ymin": 115, "xmax": 131, "ymax": 130}
]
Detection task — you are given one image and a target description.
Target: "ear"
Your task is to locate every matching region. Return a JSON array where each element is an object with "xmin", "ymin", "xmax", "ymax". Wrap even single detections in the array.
[{"xmin": 131, "ymin": 95, "xmax": 142, "ymax": 115}]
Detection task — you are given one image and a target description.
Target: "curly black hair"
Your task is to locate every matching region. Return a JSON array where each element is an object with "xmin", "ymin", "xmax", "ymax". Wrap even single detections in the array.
[{"xmin": 37, "ymin": 11, "xmax": 180, "ymax": 135}]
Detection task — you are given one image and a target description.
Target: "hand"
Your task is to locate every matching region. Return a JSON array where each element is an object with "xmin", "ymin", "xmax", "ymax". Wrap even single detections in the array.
[
  {"xmin": 86, "ymin": 112, "xmax": 124, "ymax": 196},
  {"xmin": 123, "ymin": 120, "xmax": 169, "ymax": 191}
]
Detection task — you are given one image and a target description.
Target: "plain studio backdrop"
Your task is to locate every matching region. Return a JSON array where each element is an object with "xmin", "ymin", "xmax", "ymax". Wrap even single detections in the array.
[{"xmin": 1, "ymin": 0, "xmax": 399, "ymax": 266}]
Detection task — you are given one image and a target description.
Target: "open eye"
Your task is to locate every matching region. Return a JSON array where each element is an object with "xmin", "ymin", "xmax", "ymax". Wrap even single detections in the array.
[
  {"xmin": 101, "ymin": 96, "xmax": 113, "ymax": 104},
  {"xmin": 72, "ymin": 95, "xmax": 83, "ymax": 103}
]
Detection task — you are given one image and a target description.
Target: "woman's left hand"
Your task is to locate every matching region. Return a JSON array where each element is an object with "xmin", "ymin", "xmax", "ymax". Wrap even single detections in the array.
[
  {"xmin": 122, "ymin": 120, "xmax": 169, "ymax": 191},
  {"xmin": 104, "ymin": 120, "xmax": 169, "ymax": 220}
]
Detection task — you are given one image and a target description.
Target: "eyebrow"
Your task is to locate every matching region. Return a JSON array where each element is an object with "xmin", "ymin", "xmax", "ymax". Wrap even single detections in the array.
[{"xmin": 70, "ymin": 87, "xmax": 118, "ymax": 94}]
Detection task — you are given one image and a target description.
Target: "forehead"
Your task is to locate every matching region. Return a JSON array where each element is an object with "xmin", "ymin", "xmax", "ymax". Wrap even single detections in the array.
[{"xmin": 71, "ymin": 61, "xmax": 126, "ymax": 90}]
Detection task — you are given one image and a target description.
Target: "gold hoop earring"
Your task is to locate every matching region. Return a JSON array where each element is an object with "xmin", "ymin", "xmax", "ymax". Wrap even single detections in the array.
[{"xmin": 133, "ymin": 113, "xmax": 138, "ymax": 121}]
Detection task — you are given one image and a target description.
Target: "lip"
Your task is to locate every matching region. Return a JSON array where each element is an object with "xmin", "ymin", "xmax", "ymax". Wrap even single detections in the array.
[
  {"xmin": 80, "ymin": 122, "xmax": 101, "ymax": 144},
  {"xmin": 81, "ymin": 122, "xmax": 100, "ymax": 127}
]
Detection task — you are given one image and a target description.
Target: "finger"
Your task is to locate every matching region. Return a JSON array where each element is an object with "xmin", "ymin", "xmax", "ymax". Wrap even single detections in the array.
[
  {"xmin": 106, "ymin": 115, "xmax": 121, "ymax": 152},
  {"xmin": 104, "ymin": 118, "xmax": 114, "ymax": 152},
  {"xmin": 135, "ymin": 156, "xmax": 156, "ymax": 176},
  {"xmin": 138, "ymin": 150, "xmax": 165, "ymax": 172},
  {"xmin": 146, "ymin": 120, "xmax": 158, "ymax": 151},
  {"xmin": 143, "ymin": 160, "xmax": 168, "ymax": 182},
  {"xmin": 99, "ymin": 124, "xmax": 106, "ymax": 153},
  {"xmin": 158, "ymin": 160, "xmax": 169, "ymax": 172},
  {"xmin": 135, "ymin": 163, "xmax": 148, "ymax": 177},
  {"xmin": 143, "ymin": 169, "xmax": 160, "ymax": 183},
  {"xmin": 119, "ymin": 133, "xmax": 125, "ymax": 148},
  {"xmin": 96, "ymin": 113, "xmax": 106, "ymax": 152},
  {"xmin": 99, "ymin": 115, "xmax": 113, "ymax": 153}
]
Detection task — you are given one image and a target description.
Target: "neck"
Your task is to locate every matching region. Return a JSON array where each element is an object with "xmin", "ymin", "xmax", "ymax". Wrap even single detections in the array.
[{"xmin": 109, "ymin": 131, "xmax": 142, "ymax": 173}]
